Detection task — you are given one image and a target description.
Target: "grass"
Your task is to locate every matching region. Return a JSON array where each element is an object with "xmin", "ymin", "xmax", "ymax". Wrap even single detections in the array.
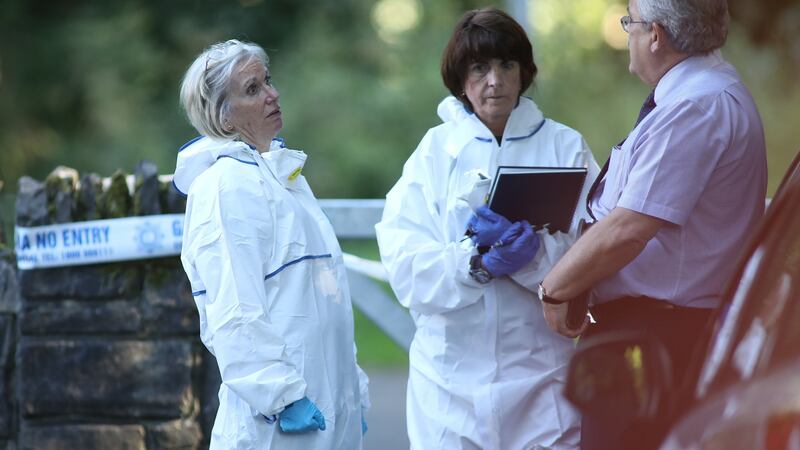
[{"xmin": 353, "ymin": 307, "xmax": 409, "ymax": 368}]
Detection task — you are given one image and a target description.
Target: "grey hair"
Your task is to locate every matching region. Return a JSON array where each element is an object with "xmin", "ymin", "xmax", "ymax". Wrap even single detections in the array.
[
  {"xmin": 180, "ymin": 40, "xmax": 268, "ymax": 139},
  {"xmin": 637, "ymin": 0, "xmax": 729, "ymax": 54}
]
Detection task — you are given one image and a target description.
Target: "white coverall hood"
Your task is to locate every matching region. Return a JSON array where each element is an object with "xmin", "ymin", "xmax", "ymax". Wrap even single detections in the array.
[
  {"xmin": 376, "ymin": 96, "xmax": 599, "ymax": 450},
  {"xmin": 177, "ymin": 137, "xmax": 369, "ymax": 450},
  {"xmin": 173, "ymin": 137, "xmax": 290, "ymax": 195},
  {"xmin": 437, "ymin": 95, "xmax": 472, "ymax": 124},
  {"xmin": 436, "ymin": 95, "xmax": 545, "ymax": 128}
]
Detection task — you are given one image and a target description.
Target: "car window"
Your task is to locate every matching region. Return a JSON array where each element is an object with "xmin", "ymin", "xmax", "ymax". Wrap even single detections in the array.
[{"xmin": 699, "ymin": 194, "xmax": 800, "ymax": 394}]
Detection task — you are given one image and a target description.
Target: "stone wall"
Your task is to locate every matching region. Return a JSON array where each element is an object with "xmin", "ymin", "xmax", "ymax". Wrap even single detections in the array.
[{"xmin": 0, "ymin": 163, "xmax": 221, "ymax": 450}]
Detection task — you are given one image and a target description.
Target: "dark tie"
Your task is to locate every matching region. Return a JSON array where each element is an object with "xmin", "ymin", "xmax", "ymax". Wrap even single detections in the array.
[{"xmin": 585, "ymin": 90, "xmax": 656, "ymax": 221}]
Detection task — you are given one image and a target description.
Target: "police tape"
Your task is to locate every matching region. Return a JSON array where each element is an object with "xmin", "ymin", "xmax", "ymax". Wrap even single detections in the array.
[{"xmin": 14, "ymin": 214, "xmax": 184, "ymax": 270}]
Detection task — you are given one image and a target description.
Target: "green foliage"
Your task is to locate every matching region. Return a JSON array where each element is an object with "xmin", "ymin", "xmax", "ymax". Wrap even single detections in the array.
[
  {"xmin": 729, "ymin": 0, "xmax": 800, "ymax": 58},
  {"xmin": 274, "ymin": 1, "xmax": 467, "ymax": 197},
  {"xmin": 0, "ymin": 0, "xmax": 798, "ymax": 197}
]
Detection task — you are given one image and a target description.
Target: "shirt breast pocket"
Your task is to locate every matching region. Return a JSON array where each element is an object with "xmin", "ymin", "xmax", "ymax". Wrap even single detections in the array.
[{"xmin": 602, "ymin": 144, "xmax": 633, "ymax": 206}]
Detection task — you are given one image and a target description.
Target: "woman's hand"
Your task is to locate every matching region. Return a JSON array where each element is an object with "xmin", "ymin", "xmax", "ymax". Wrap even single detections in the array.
[
  {"xmin": 467, "ymin": 205, "xmax": 512, "ymax": 246},
  {"xmin": 482, "ymin": 220, "xmax": 539, "ymax": 276},
  {"xmin": 278, "ymin": 396, "xmax": 326, "ymax": 433}
]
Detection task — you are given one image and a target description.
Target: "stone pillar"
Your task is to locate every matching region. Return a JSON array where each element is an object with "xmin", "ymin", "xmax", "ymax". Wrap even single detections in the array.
[{"xmin": 8, "ymin": 164, "xmax": 216, "ymax": 450}]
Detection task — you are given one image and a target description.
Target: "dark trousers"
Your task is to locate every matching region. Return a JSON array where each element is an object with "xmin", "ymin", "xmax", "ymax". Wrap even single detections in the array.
[{"xmin": 578, "ymin": 297, "xmax": 714, "ymax": 450}]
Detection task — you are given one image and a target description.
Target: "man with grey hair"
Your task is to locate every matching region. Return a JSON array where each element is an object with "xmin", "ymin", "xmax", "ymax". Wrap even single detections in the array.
[{"xmin": 538, "ymin": 0, "xmax": 766, "ymax": 448}]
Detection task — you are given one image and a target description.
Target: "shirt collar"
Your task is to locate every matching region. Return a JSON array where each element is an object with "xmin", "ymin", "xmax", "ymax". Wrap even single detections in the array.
[{"xmin": 654, "ymin": 50, "xmax": 724, "ymax": 104}]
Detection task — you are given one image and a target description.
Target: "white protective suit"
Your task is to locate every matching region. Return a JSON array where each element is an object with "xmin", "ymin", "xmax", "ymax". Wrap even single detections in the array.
[
  {"xmin": 376, "ymin": 96, "xmax": 600, "ymax": 450},
  {"xmin": 174, "ymin": 137, "xmax": 369, "ymax": 450}
]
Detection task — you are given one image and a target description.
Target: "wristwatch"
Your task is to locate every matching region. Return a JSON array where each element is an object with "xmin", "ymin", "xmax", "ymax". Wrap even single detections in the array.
[
  {"xmin": 538, "ymin": 283, "xmax": 569, "ymax": 305},
  {"xmin": 469, "ymin": 254, "xmax": 493, "ymax": 284}
]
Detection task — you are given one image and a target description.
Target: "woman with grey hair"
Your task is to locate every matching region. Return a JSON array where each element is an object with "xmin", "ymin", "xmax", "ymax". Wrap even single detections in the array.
[{"xmin": 173, "ymin": 39, "xmax": 370, "ymax": 450}]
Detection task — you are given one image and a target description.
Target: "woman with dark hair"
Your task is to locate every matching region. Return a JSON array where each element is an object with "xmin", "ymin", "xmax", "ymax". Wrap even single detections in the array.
[{"xmin": 376, "ymin": 8, "xmax": 599, "ymax": 450}]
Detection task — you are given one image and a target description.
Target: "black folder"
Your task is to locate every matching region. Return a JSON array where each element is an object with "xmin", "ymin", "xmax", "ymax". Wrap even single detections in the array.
[{"xmin": 487, "ymin": 166, "xmax": 588, "ymax": 233}]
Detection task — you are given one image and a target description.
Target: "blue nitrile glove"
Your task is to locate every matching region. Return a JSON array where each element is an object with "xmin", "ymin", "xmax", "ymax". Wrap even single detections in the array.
[
  {"xmin": 279, "ymin": 396, "xmax": 326, "ymax": 433},
  {"xmin": 482, "ymin": 220, "xmax": 540, "ymax": 277},
  {"xmin": 467, "ymin": 205, "xmax": 513, "ymax": 246}
]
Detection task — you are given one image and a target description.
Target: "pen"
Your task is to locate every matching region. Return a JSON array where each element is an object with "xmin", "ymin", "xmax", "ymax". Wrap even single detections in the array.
[{"xmin": 532, "ymin": 222, "xmax": 550, "ymax": 232}]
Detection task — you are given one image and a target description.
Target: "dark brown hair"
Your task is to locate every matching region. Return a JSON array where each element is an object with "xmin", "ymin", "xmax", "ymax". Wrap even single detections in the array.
[{"xmin": 440, "ymin": 8, "xmax": 537, "ymax": 112}]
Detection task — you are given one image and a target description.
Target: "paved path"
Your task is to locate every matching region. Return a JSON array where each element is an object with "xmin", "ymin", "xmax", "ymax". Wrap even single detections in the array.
[{"xmin": 363, "ymin": 368, "xmax": 410, "ymax": 450}]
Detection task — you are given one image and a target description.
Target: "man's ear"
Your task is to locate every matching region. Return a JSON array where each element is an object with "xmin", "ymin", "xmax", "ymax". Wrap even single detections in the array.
[{"xmin": 650, "ymin": 22, "xmax": 668, "ymax": 53}]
